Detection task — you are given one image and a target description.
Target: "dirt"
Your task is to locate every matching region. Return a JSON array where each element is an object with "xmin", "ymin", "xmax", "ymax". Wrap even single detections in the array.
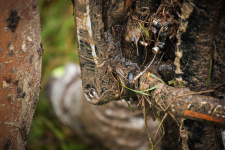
[
  {"xmin": 212, "ymin": 0, "xmax": 225, "ymax": 98},
  {"xmin": 178, "ymin": 0, "xmax": 224, "ymax": 92},
  {"xmin": 184, "ymin": 120, "xmax": 224, "ymax": 150},
  {"xmin": 157, "ymin": 61, "xmax": 175, "ymax": 83}
]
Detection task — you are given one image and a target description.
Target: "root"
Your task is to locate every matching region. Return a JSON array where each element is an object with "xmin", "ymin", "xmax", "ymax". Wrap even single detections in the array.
[
  {"xmin": 164, "ymin": 90, "xmax": 214, "ymax": 111},
  {"xmin": 139, "ymin": 73, "xmax": 225, "ymax": 125}
]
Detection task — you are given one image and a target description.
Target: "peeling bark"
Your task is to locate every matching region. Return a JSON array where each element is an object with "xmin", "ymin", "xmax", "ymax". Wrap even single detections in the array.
[{"xmin": 0, "ymin": 0, "xmax": 42, "ymax": 149}]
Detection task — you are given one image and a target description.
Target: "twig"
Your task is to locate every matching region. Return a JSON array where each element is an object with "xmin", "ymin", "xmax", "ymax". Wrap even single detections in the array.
[
  {"xmin": 142, "ymin": 100, "xmax": 154, "ymax": 150},
  {"xmin": 154, "ymin": 113, "xmax": 167, "ymax": 140},
  {"xmin": 133, "ymin": 54, "xmax": 156, "ymax": 81},
  {"xmin": 214, "ymin": 83, "xmax": 225, "ymax": 90},
  {"xmin": 156, "ymin": 52, "xmax": 165, "ymax": 69}
]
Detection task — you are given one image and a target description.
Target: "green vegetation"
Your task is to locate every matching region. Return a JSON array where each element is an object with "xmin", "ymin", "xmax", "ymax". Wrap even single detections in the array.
[
  {"xmin": 138, "ymin": 22, "xmax": 149, "ymax": 37},
  {"xmin": 150, "ymin": 73, "xmax": 165, "ymax": 83},
  {"xmin": 39, "ymin": 0, "xmax": 79, "ymax": 86},
  {"xmin": 122, "ymin": 84, "xmax": 158, "ymax": 96}
]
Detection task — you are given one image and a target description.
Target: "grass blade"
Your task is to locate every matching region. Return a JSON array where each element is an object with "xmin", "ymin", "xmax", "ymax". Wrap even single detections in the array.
[
  {"xmin": 141, "ymin": 85, "xmax": 158, "ymax": 92},
  {"xmin": 138, "ymin": 22, "xmax": 149, "ymax": 37},
  {"xmin": 124, "ymin": 99, "xmax": 134, "ymax": 112},
  {"xmin": 150, "ymin": 73, "xmax": 165, "ymax": 83},
  {"xmin": 121, "ymin": 84, "xmax": 157, "ymax": 96}
]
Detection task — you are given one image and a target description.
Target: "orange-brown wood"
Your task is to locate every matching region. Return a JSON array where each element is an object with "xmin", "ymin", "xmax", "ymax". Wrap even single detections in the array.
[{"xmin": 0, "ymin": 0, "xmax": 42, "ymax": 149}]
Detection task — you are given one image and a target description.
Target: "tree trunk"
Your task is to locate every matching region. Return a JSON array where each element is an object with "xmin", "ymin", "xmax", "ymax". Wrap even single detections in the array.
[{"xmin": 0, "ymin": 0, "xmax": 42, "ymax": 149}]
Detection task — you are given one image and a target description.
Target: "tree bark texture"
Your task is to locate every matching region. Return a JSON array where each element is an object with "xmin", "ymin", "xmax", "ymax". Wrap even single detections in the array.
[
  {"xmin": 0, "ymin": 0, "xmax": 42, "ymax": 149},
  {"xmin": 175, "ymin": 0, "xmax": 225, "ymax": 149}
]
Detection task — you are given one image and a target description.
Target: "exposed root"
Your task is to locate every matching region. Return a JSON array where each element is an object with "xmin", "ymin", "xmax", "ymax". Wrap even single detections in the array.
[
  {"xmin": 164, "ymin": 90, "xmax": 214, "ymax": 111},
  {"xmin": 139, "ymin": 73, "xmax": 225, "ymax": 124}
]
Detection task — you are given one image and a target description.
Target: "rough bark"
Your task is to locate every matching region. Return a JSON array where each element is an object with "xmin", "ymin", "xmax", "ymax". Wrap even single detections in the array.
[
  {"xmin": 0, "ymin": 0, "xmax": 42, "ymax": 149},
  {"xmin": 175, "ymin": 0, "xmax": 225, "ymax": 149}
]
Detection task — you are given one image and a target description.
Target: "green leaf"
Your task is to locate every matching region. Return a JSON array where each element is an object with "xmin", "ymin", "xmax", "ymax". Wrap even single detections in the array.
[
  {"xmin": 121, "ymin": 84, "xmax": 157, "ymax": 96},
  {"xmin": 124, "ymin": 34, "xmax": 130, "ymax": 37},
  {"xmin": 142, "ymin": 0, "xmax": 152, "ymax": 6},
  {"xmin": 124, "ymin": 99, "xmax": 134, "ymax": 112},
  {"xmin": 138, "ymin": 22, "xmax": 149, "ymax": 37},
  {"xmin": 168, "ymin": 80, "xmax": 175, "ymax": 85},
  {"xmin": 141, "ymin": 85, "xmax": 158, "ymax": 92},
  {"xmin": 150, "ymin": 73, "xmax": 165, "ymax": 83}
]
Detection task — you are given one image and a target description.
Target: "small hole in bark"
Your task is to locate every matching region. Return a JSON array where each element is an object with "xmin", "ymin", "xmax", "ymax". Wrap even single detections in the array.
[
  {"xmin": 8, "ymin": 51, "xmax": 14, "ymax": 55},
  {"xmin": 17, "ymin": 87, "xmax": 22, "ymax": 93},
  {"xmin": 19, "ymin": 121, "xmax": 29, "ymax": 141},
  {"xmin": 32, "ymin": 3, "xmax": 37, "ymax": 9},
  {"xmin": 17, "ymin": 92, "xmax": 26, "ymax": 98},
  {"xmin": 4, "ymin": 76, "xmax": 12, "ymax": 83},
  {"xmin": 29, "ymin": 55, "xmax": 34, "ymax": 63},
  {"xmin": 6, "ymin": 10, "xmax": 21, "ymax": 32},
  {"xmin": 13, "ymin": 80, "xmax": 19, "ymax": 86},
  {"xmin": 3, "ymin": 138, "xmax": 12, "ymax": 150}
]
